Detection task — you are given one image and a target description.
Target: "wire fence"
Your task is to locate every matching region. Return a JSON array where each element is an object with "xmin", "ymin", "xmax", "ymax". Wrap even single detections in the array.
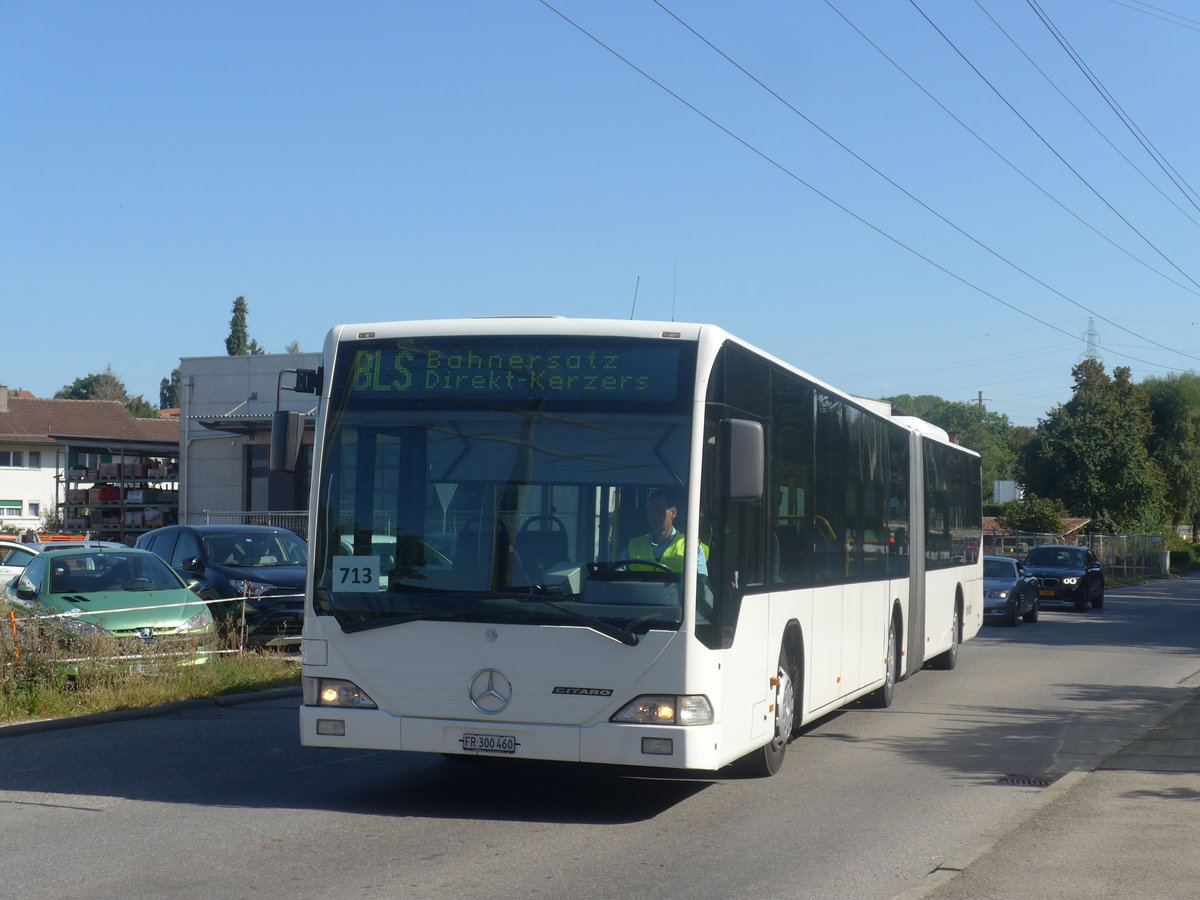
[
  {"xmin": 202, "ymin": 510, "xmax": 308, "ymax": 535},
  {"xmin": 3, "ymin": 592, "xmax": 303, "ymax": 670},
  {"xmin": 983, "ymin": 532, "xmax": 1168, "ymax": 578}
]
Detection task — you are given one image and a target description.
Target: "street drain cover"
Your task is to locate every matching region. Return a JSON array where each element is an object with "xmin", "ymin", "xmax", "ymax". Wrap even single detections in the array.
[{"xmin": 996, "ymin": 774, "xmax": 1059, "ymax": 788}]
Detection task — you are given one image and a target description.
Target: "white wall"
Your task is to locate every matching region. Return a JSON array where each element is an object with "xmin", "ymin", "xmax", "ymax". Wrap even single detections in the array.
[
  {"xmin": 179, "ymin": 353, "xmax": 321, "ymax": 524},
  {"xmin": 0, "ymin": 444, "xmax": 63, "ymax": 532}
]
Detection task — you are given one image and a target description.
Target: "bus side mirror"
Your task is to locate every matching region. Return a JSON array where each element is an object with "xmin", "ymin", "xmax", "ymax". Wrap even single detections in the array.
[
  {"xmin": 271, "ymin": 410, "xmax": 303, "ymax": 473},
  {"xmin": 723, "ymin": 418, "xmax": 764, "ymax": 501}
]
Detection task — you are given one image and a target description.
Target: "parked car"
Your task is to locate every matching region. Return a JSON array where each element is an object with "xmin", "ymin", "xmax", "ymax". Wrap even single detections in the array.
[
  {"xmin": 3, "ymin": 546, "xmax": 213, "ymax": 661},
  {"xmin": 982, "ymin": 555, "xmax": 1040, "ymax": 626},
  {"xmin": 36, "ymin": 540, "xmax": 128, "ymax": 553},
  {"xmin": 0, "ymin": 540, "xmax": 40, "ymax": 582},
  {"xmin": 135, "ymin": 524, "xmax": 307, "ymax": 647},
  {"xmin": 1023, "ymin": 544, "xmax": 1105, "ymax": 611}
]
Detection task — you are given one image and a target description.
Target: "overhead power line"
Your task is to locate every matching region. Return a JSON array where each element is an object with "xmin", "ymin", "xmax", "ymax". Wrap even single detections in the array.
[
  {"xmin": 975, "ymin": 0, "xmax": 1200, "ymax": 230},
  {"xmin": 822, "ymin": 0, "xmax": 1200, "ymax": 299},
  {"xmin": 536, "ymin": 0, "xmax": 1189, "ymax": 374},
  {"xmin": 649, "ymin": 0, "xmax": 1200, "ymax": 365},
  {"xmin": 1027, "ymin": 0, "xmax": 1200, "ymax": 213},
  {"xmin": 907, "ymin": 0, "xmax": 1200, "ymax": 293},
  {"xmin": 1103, "ymin": 0, "xmax": 1200, "ymax": 32}
]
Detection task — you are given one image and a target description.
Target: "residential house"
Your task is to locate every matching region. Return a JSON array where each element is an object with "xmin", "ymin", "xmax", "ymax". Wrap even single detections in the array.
[{"xmin": 0, "ymin": 386, "xmax": 179, "ymax": 537}]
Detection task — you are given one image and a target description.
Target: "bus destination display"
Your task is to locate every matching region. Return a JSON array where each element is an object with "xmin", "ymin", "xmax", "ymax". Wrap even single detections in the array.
[{"xmin": 347, "ymin": 339, "xmax": 684, "ymax": 402}]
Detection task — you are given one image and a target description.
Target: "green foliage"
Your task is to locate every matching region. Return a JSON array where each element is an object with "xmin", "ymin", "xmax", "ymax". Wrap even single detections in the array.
[
  {"xmin": 1020, "ymin": 360, "xmax": 1165, "ymax": 533},
  {"xmin": 995, "ymin": 494, "xmax": 1068, "ymax": 534},
  {"xmin": 55, "ymin": 366, "xmax": 127, "ymax": 402},
  {"xmin": 159, "ymin": 367, "xmax": 181, "ymax": 409},
  {"xmin": 226, "ymin": 295, "xmax": 251, "ymax": 356},
  {"xmin": 54, "ymin": 365, "xmax": 161, "ymax": 418},
  {"xmin": 125, "ymin": 395, "xmax": 160, "ymax": 418},
  {"xmin": 1142, "ymin": 373, "xmax": 1200, "ymax": 534}
]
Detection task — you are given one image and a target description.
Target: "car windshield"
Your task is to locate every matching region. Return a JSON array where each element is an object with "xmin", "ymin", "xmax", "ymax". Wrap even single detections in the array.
[
  {"xmin": 1026, "ymin": 547, "xmax": 1085, "ymax": 568},
  {"xmin": 202, "ymin": 532, "xmax": 308, "ymax": 568},
  {"xmin": 984, "ymin": 558, "xmax": 1016, "ymax": 578},
  {"xmin": 49, "ymin": 552, "xmax": 182, "ymax": 593}
]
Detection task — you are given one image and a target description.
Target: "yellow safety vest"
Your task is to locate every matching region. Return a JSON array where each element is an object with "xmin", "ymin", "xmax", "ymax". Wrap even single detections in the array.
[{"xmin": 626, "ymin": 532, "xmax": 708, "ymax": 573}]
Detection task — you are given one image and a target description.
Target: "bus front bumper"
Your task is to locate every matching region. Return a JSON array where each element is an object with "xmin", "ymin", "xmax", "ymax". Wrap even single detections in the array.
[{"xmin": 299, "ymin": 705, "xmax": 726, "ymax": 770}]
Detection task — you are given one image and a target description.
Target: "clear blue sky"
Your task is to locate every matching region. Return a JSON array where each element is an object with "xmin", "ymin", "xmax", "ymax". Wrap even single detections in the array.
[{"xmin": 4, "ymin": 1, "xmax": 1198, "ymax": 426}]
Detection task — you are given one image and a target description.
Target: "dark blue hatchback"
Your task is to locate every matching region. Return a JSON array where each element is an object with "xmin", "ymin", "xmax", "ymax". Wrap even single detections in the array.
[{"xmin": 135, "ymin": 524, "xmax": 307, "ymax": 646}]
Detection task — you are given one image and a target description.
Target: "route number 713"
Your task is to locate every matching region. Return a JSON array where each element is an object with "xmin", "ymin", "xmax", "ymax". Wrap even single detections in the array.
[{"xmin": 331, "ymin": 556, "xmax": 380, "ymax": 591}]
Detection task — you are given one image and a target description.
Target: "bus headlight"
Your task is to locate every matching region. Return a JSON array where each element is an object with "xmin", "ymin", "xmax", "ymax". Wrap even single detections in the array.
[
  {"xmin": 611, "ymin": 694, "xmax": 713, "ymax": 726},
  {"xmin": 304, "ymin": 677, "xmax": 377, "ymax": 709}
]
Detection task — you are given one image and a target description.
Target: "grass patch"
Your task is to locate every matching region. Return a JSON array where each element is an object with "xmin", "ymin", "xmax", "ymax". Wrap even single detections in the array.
[{"xmin": 2, "ymin": 602, "xmax": 299, "ymax": 723}]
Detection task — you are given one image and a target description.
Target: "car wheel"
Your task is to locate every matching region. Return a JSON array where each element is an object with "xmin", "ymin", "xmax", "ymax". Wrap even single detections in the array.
[
  {"xmin": 1091, "ymin": 579, "xmax": 1105, "ymax": 609},
  {"xmin": 1006, "ymin": 597, "xmax": 1020, "ymax": 627},
  {"xmin": 1023, "ymin": 596, "xmax": 1039, "ymax": 624}
]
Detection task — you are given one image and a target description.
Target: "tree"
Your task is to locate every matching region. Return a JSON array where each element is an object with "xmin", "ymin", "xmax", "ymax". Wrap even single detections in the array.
[
  {"xmin": 995, "ymin": 494, "xmax": 1069, "ymax": 534},
  {"xmin": 159, "ymin": 367, "xmax": 181, "ymax": 409},
  {"xmin": 226, "ymin": 295, "xmax": 250, "ymax": 355},
  {"xmin": 56, "ymin": 367, "xmax": 127, "ymax": 403},
  {"xmin": 54, "ymin": 365, "xmax": 161, "ymax": 419},
  {"xmin": 285, "ymin": 340, "xmax": 301, "ymax": 353},
  {"xmin": 1019, "ymin": 359, "xmax": 1164, "ymax": 533},
  {"xmin": 125, "ymin": 394, "xmax": 159, "ymax": 418},
  {"xmin": 1142, "ymin": 372, "xmax": 1200, "ymax": 535}
]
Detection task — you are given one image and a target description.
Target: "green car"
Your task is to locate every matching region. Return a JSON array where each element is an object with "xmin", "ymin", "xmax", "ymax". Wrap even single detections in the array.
[{"xmin": 5, "ymin": 547, "xmax": 214, "ymax": 662}]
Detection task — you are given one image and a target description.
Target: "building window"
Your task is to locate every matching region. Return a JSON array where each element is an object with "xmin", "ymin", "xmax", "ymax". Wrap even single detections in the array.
[
  {"xmin": 27, "ymin": 451, "xmax": 41, "ymax": 469},
  {"xmin": 28, "ymin": 502, "xmax": 40, "ymax": 518},
  {"xmin": 0, "ymin": 451, "xmax": 24, "ymax": 467},
  {"xmin": 0, "ymin": 500, "xmax": 22, "ymax": 518}
]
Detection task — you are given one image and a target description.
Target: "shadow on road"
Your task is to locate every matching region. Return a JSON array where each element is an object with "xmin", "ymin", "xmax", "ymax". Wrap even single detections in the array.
[{"xmin": 0, "ymin": 700, "xmax": 718, "ymax": 824}]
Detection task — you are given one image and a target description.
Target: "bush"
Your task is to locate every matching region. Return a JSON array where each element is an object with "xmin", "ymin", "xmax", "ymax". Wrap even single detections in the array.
[{"xmin": 1169, "ymin": 546, "xmax": 1200, "ymax": 575}]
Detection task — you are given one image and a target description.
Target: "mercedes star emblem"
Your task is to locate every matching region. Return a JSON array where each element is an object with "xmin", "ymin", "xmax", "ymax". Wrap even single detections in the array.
[{"xmin": 468, "ymin": 668, "xmax": 512, "ymax": 715}]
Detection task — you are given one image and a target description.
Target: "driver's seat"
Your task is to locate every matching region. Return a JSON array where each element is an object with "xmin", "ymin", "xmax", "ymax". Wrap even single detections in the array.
[{"xmin": 516, "ymin": 517, "xmax": 568, "ymax": 583}]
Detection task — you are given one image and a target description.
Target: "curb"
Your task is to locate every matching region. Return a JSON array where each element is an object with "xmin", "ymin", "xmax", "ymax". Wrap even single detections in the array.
[{"xmin": 0, "ymin": 686, "xmax": 302, "ymax": 740}]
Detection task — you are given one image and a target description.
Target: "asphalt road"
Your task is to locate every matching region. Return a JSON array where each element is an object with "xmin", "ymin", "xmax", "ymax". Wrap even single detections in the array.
[{"xmin": 3, "ymin": 576, "xmax": 1198, "ymax": 900}]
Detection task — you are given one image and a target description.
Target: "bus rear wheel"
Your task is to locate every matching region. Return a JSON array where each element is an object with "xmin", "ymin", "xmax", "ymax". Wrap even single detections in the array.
[
  {"xmin": 928, "ymin": 604, "xmax": 960, "ymax": 670},
  {"xmin": 741, "ymin": 647, "xmax": 795, "ymax": 777},
  {"xmin": 864, "ymin": 618, "xmax": 898, "ymax": 708}
]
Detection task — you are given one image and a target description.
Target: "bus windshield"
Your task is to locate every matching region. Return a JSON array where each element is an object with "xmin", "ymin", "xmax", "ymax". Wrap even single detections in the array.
[{"xmin": 313, "ymin": 335, "xmax": 699, "ymax": 640}]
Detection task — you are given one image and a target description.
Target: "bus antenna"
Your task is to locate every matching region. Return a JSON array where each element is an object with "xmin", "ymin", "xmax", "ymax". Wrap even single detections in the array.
[{"xmin": 630, "ymin": 275, "xmax": 640, "ymax": 319}]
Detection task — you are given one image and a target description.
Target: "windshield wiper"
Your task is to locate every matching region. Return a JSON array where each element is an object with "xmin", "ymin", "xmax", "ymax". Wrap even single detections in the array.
[
  {"xmin": 341, "ymin": 610, "xmax": 471, "ymax": 633},
  {"xmin": 506, "ymin": 592, "xmax": 639, "ymax": 646},
  {"xmin": 335, "ymin": 585, "xmax": 640, "ymax": 645}
]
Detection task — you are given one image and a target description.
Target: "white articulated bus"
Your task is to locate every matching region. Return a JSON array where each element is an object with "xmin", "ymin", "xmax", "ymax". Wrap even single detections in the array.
[{"xmin": 282, "ymin": 318, "xmax": 982, "ymax": 776}]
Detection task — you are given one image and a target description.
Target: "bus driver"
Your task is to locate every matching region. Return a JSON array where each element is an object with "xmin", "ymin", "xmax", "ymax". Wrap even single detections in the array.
[{"xmin": 626, "ymin": 487, "xmax": 708, "ymax": 576}]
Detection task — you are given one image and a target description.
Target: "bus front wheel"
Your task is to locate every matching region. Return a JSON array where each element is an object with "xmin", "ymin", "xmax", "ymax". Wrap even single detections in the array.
[{"xmin": 740, "ymin": 647, "xmax": 795, "ymax": 777}]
